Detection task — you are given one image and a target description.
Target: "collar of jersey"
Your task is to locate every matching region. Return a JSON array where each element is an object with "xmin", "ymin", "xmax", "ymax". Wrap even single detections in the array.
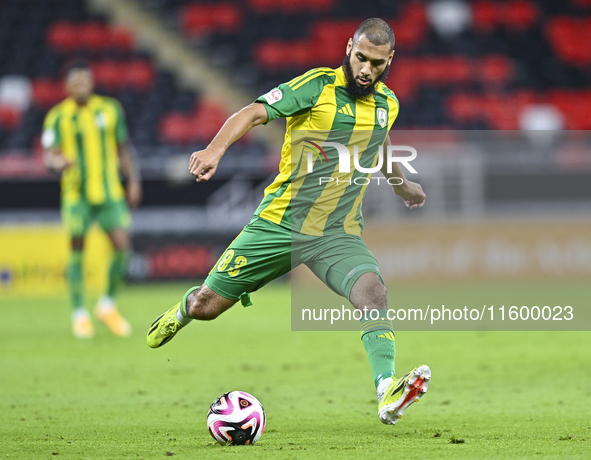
[{"xmin": 334, "ymin": 66, "xmax": 347, "ymax": 87}]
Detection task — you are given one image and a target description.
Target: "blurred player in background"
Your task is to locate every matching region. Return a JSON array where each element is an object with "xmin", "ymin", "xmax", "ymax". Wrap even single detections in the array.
[
  {"xmin": 148, "ymin": 19, "xmax": 430, "ymax": 426},
  {"xmin": 42, "ymin": 60, "xmax": 142, "ymax": 339}
]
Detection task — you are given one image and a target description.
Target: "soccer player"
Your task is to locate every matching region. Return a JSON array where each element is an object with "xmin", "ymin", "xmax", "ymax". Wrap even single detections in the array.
[
  {"xmin": 42, "ymin": 60, "xmax": 142, "ymax": 339},
  {"xmin": 148, "ymin": 19, "xmax": 431, "ymax": 425}
]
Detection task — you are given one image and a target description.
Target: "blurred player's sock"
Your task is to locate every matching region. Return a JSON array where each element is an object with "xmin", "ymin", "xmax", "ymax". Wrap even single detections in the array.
[
  {"xmin": 72, "ymin": 308, "xmax": 94, "ymax": 339},
  {"xmin": 107, "ymin": 250, "xmax": 129, "ymax": 298},
  {"xmin": 95, "ymin": 296, "xmax": 132, "ymax": 337},
  {"xmin": 67, "ymin": 250, "xmax": 84, "ymax": 310},
  {"xmin": 360, "ymin": 309, "xmax": 396, "ymax": 389}
]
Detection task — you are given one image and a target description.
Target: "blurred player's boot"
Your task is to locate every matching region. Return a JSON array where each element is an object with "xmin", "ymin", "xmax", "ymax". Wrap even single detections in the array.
[
  {"xmin": 72, "ymin": 309, "xmax": 95, "ymax": 339},
  {"xmin": 146, "ymin": 286, "xmax": 199, "ymax": 348},
  {"xmin": 95, "ymin": 296, "xmax": 132, "ymax": 337},
  {"xmin": 377, "ymin": 364, "xmax": 431, "ymax": 425}
]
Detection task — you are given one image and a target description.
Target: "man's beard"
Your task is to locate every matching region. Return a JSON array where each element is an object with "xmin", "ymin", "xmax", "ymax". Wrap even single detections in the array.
[{"xmin": 342, "ymin": 53, "xmax": 390, "ymax": 100}]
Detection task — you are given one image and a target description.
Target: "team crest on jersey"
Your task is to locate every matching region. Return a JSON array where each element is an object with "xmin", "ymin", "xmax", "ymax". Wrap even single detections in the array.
[
  {"xmin": 377, "ymin": 108, "xmax": 388, "ymax": 128},
  {"xmin": 263, "ymin": 88, "xmax": 283, "ymax": 105}
]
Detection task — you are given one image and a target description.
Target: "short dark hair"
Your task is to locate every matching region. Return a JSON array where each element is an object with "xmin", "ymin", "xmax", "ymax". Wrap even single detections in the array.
[
  {"xmin": 65, "ymin": 60, "xmax": 91, "ymax": 78},
  {"xmin": 352, "ymin": 18, "xmax": 395, "ymax": 52}
]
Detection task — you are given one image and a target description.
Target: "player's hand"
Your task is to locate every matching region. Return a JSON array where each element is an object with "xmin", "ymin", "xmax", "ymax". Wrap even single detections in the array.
[
  {"xmin": 189, "ymin": 147, "xmax": 223, "ymax": 182},
  {"xmin": 393, "ymin": 180, "xmax": 425, "ymax": 209},
  {"xmin": 44, "ymin": 152, "xmax": 73, "ymax": 174},
  {"xmin": 126, "ymin": 180, "xmax": 142, "ymax": 209}
]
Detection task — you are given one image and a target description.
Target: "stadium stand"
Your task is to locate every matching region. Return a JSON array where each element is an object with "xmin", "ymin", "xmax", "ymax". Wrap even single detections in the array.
[
  {"xmin": 0, "ymin": 0, "xmax": 590, "ymax": 154},
  {"xmin": 0, "ymin": 0, "xmax": 231, "ymax": 153},
  {"xmin": 151, "ymin": 0, "xmax": 590, "ymax": 130}
]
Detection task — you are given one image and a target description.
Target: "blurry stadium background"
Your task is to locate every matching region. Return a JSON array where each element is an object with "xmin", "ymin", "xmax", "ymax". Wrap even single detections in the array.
[{"xmin": 0, "ymin": 0, "xmax": 590, "ymax": 295}]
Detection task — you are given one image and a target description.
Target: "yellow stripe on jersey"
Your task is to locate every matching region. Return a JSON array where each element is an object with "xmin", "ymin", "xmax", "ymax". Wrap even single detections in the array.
[
  {"xmin": 290, "ymin": 70, "xmax": 336, "ymax": 91},
  {"xmin": 259, "ymin": 83, "xmax": 337, "ymax": 224},
  {"xmin": 286, "ymin": 67, "xmax": 334, "ymax": 89},
  {"xmin": 81, "ymin": 107, "xmax": 104, "ymax": 203},
  {"xmin": 60, "ymin": 108, "xmax": 80, "ymax": 203},
  {"xmin": 343, "ymin": 96, "xmax": 379, "ymax": 236},
  {"xmin": 299, "ymin": 95, "xmax": 378, "ymax": 236}
]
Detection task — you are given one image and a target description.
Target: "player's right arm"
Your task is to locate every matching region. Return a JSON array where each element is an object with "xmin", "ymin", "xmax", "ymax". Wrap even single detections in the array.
[
  {"xmin": 190, "ymin": 68, "xmax": 331, "ymax": 182},
  {"xmin": 189, "ymin": 102, "xmax": 268, "ymax": 182},
  {"xmin": 41, "ymin": 106, "xmax": 73, "ymax": 174}
]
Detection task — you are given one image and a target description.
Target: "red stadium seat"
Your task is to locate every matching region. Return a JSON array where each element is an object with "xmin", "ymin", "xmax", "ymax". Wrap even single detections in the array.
[
  {"xmin": 504, "ymin": 0, "xmax": 538, "ymax": 30},
  {"xmin": 254, "ymin": 40, "xmax": 292, "ymax": 70},
  {"xmin": 246, "ymin": 0, "xmax": 336, "ymax": 13},
  {"xmin": 546, "ymin": 18, "xmax": 591, "ymax": 66},
  {"xmin": 447, "ymin": 94, "xmax": 482, "ymax": 122},
  {"xmin": 478, "ymin": 56, "xmax": 514, "ymax": 84},
  {"xmin": 109, "ymin": 28, "xmax": 134, "ymax": 52},
  {"xmin": 447, "ymin": 90, "xmax": 536, "ymax": 128},
  {"xmin": 159, "ymin": 100, "xmax": 229, "ymax": 145},
  {"xmin": 181, "ymin": 3, "xmax": 242, "ymax": 37},
  {"xmin": 159, "ymin": 113, "xmax": 194, "ymax": 144},
  {"xmin": 0, "ymin": 105, "xmax": 21, "ymax": 130},
  {"xmin": 124, "ymin": 61, "xmax": 155, "ymax": 91},
  {"xmin": 548, "ymin": 90, "xmax": 591, "ymax": 129},
  {"xmin": 391, "ymin": 3, "xmax": 427, "ymax": 48},
  {"xmin": 472, "ymin": 0, "xmax": 538, "ymax": 32},
  {"xmin": 92, "ymin": 61, "xmax": 125, "ymax": 91},
  {"xmin": 46, "ymin": 22, "xmax": 79, "ymax": 53},
  {"xmin": 31, "ymin": 79, "xmax": 67, "ymax": 108},
  {"xmin": 78, "ymin": 22, "xmax": 110, "ymax": 53},
  {"xmin": 47, "ymin": 21, "xmax": 135, "ymax": 53}
]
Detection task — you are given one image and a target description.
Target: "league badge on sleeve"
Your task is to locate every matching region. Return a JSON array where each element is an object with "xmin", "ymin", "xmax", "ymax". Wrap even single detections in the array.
[
  {"xmin": 377, "ymin": 108, "xmax": 388, "ymax": 128},
  {"xmin": 263, "ymin": 89, "xmax": 283, "ymax": 105}
]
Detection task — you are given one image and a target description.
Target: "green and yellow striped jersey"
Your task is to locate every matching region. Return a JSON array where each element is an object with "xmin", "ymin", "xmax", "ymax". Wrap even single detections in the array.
[
  {"xmin": 254, "ymin": 66, "xmax": 399, "ymax": 236},
  {"xmin": 42, "ymin": 95, "xmax": 129, "ymax": 205}
]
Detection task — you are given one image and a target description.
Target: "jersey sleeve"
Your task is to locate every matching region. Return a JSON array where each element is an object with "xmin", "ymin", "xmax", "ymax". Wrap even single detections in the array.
[
  {"xmin": 114, "ymin": 100, "xmax": 129, "ymax": 143},
  {"xmin": 255, "ymin": 68, "xmax": 335, "ymax": 124},
  {"xmin": 41, "ymin": 106, "xmax": 62, "ymax": 149}
]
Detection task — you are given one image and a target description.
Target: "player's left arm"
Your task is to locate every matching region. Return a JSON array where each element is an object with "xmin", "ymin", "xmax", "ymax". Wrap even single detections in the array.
[
  {"xmin": 118, "ymin": 140, "xmax": 142, "ymax": 209},
  {"xmin": 381, "ymin": 134, "xmax": 425, "ymax": 209}
]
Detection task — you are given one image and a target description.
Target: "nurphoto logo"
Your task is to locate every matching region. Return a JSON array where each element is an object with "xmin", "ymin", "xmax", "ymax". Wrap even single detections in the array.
[{"xmin": 303, "ymin": 141, "xmax": 418, "ymax": 185}]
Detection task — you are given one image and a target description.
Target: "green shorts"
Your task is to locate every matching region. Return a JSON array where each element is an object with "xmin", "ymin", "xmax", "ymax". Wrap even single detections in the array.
[
  {"xmin": 62, "ymin": 199, "xmax": 131, "ymax": 237},
  {"xmin": 204, "ymin": 216, "xmax": 382, "ymax": 305}
]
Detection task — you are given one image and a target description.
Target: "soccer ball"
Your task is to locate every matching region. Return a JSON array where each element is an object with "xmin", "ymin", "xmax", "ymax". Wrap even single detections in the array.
[{"xmin": 207, "ymin": 391, "xmax": 266, "ymax": 445}]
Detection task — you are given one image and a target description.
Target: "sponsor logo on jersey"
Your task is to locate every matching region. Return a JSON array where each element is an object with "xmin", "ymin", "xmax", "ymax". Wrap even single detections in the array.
[{"xmin": 338, "ymin": 104, "xmax": 354, "ymax": 116}]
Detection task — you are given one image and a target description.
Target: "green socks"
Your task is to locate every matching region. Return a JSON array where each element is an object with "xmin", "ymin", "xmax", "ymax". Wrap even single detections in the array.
[
  {"xmin": 67, "ymin": 250, "xmax": 84, "ymax": 309},
  {"xmin": 360, "ymin": 309, "xmax": 396, "ymax": 388},
  {"xmin": 107, "ymin": 250, "xmax": 129, "ymax": 298}
]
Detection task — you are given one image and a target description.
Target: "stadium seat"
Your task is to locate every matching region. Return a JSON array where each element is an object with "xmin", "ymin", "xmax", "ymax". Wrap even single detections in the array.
[
  {"xmin": 246, "ymin": 0, "xmax": 336, "ymax": 13},
  {"xmin": 180, "ymin": 3, "xmax": 242, "ymax": 37},
  {"xmin": 31, "ymin": 79, "xmax": 67, "ymax": 108},
  {"xmin": 546, "ymin": 18, "xmax": 591, "ymax": 66},
  {"xmin": 46, "ymin": 22, "xmax": 80, "ymax": 53},
  {"xmin": 0, "ymin": 106, "xmax": 21, "ymax": 131},
  {"xmin": 472, "ymin": 0, "xmax": 538, "ymax": 32},
  {"xmin": 548, "ymin": 90, "xmax": 591, "ymax": 129}
]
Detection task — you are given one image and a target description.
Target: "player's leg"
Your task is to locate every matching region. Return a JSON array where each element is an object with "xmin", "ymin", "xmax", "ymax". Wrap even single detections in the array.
[
  {"xmin": 62, "ymin": 201, "xmax": 94, "ymax": 338},
  {"xmin": 306, "ymin": 234, "xmax": 430, "ymax": 425},
  {"xmin": 348, "ymin": 272, "xmax": 430, "ymax": 425},
  {"xmin": 95, "ymin": 200, "xmax": 132, "ymax": 337},
  {"xmin": 147, "ymin": 217, "xmax": 293, "ymax": 348},
  {"xmin": 147, "ymin": 284, "xmax": 236, "ymax": 348}
]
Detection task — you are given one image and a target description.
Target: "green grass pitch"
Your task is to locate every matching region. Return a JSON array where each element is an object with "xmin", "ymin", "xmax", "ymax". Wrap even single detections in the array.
[{"xmin": 1, "ymin": 281, "xmax": 590, "ymax": 459}]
